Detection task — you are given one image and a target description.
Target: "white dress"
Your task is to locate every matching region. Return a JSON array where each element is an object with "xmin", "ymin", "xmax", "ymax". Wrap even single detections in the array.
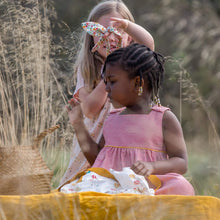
[{"xmin": 59, "ymin": 68, "xmax": 112, "ymax": 186}]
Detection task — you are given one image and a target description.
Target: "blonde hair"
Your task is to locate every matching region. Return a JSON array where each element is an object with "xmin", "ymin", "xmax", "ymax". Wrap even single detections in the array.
[{"xmin": 75, "ymin": 0, "xmax": 135, "ymax": 91}]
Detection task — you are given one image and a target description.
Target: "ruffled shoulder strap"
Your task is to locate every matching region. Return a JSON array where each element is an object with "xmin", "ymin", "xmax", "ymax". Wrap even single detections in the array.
[
  {"xmin": 109, "ymin": 107, "xmax": 126, "ymax": 115},
  {"xmin": 151, "ymin": 105, "xmax": 170, "ymax": 113},
  {"xmin": 105, "ymin": 107, "xmax": 125, "ymax": 122}
]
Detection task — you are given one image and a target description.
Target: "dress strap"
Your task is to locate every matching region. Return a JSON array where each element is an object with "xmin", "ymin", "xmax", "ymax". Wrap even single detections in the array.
[
  {"xmin": 109, "ymin": 107, "xmax": 125, "ymax": 114},
  {"xmin": 151, "ymin": 105, "xmax": 170, "ymax": 113}
]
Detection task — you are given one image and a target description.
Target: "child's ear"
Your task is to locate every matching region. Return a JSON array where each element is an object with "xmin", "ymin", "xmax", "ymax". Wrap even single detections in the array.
[
  {"xmin": 128, "ymin": 36, "xmax": 133, "ymax": 44},
  {"xmin": 134, "ymin": 76, "xmax": 144, "ymax": 95},
  {"xmin": 134, "ymin": 76, "xmax": 144, "ymax": 88}
]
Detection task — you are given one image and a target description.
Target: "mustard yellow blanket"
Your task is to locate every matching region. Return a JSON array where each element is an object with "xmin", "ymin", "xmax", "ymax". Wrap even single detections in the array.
[{"xmin": 0, "ymin": 191, "xmax": 219, "ymax": 219}]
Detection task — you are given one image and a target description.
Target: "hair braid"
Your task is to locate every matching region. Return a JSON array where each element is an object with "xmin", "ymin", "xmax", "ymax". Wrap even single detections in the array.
[{"xmin": 102, "ymin": 43, "xmax": 165, "ymax": 104}]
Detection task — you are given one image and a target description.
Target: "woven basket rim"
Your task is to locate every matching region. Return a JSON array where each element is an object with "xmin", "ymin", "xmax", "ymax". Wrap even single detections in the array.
[{"xmin": 0, "ymin": 125, "xmax": 59, "ymax": 195}]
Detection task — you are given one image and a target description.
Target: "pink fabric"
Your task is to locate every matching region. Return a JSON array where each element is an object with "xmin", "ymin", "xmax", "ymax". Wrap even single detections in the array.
[{"xmin": 92, "ymin": 105, "xmax": 195, "ymax": 195}]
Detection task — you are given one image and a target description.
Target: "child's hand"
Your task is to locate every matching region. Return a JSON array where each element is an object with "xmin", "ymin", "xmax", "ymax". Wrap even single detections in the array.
[
  {"xmin": 131, "ymin": 160, "xmax": 154, "ymax": 177},
  {"xmin": 110, "ymin": 17, "xmax": 129, "ymax": 31},
  {"xmin": 66, "ymin": 98, "xmax": 83, "ymax": 127}
]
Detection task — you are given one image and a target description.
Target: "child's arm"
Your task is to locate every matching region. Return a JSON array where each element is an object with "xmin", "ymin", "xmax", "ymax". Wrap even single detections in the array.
[
  {"xmin": 110, "ymin": 17, "xmax": 155, "ymax": 51},
  {"xmin": 78, "ymin": 80, "xmax": 108, "ymax": 119},
  {"xmin": 67, "ymin": 98, "xmax": 105, "ymax": 164},
  {"xmin": 131, "ymin": 110, "xmax": 188, "ymax": 177}
]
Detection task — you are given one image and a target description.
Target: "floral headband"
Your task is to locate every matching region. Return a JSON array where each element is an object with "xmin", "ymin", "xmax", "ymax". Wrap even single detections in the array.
[{"xmin": 81, "ymin": 22, "xmax": 123, "ymax": 56}]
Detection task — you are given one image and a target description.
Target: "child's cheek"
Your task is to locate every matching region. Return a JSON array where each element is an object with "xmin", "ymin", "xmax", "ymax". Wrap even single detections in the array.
[
  {"xmin": 93, "ymin": 36, "xmax": 99, "ymax": 45},
  {"xmin": 122, "ymin": 34, "xmax": 132, "ymax": 47}
]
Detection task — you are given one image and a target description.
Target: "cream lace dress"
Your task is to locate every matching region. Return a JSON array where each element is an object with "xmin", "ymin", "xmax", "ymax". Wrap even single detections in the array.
[{"xmin": 59, "ymin": 68, "xmax": 112, "ymax": 186}]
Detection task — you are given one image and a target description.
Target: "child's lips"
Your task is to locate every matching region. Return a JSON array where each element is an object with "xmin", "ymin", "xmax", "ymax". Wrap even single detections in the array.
[{"xmin": 103, "ymin": 45, "xmax": 117, "ymax": 50}]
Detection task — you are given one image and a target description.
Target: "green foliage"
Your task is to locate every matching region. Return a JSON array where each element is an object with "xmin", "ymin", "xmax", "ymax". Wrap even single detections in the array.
[{"xmin": 188, "ymin": 141, "xmax": 220, "ymax": 197}]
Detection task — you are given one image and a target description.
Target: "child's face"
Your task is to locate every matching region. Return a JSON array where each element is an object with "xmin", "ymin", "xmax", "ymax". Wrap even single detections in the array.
[
  {"xmin": 104, "ymin": 63, "xmax": 137, "ymax": 108},
  {"xmin": 94, "ymin": 12, "xmax": 132, "ymax": 59}
]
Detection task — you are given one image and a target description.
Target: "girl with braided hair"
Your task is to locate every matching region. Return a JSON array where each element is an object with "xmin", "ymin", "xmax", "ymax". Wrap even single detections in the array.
[
  {"xmin": 60, "ymin": 0, "xmax": 154, "ymax": 186},
  {"xmin": 61, "ymin": 43, "xmax": 194, "ymax": 195}
]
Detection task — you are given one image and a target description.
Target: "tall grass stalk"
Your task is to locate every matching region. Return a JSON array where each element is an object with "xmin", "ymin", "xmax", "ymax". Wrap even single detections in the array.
[
  {"xmin": 179, "ymin": 58, "xmax": 219, "ymax": 151},
  {"xmin": 0, "ymin": 0, "xmax": 70, "ymax": 147},
  {"xmin": 165, "ymin": 57, "xmax": 220, "ymax": 196},
  {"xmin": 0, "ymin": 0, "xmax": 74, "ymax": 188}
]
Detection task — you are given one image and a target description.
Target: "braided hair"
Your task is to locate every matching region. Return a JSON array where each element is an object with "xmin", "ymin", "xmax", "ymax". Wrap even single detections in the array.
[{"xmin": 102, "ymin": 43, "xmax": 165, "ymax": 105}]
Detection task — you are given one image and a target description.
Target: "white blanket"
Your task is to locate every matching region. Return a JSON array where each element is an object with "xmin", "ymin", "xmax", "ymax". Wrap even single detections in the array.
[{"xmin": 60, "ymin": 167, "xmax": 154, "ymax": 195}]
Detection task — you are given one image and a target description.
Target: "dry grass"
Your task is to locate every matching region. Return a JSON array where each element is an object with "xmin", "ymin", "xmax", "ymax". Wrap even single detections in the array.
[
  {"xmin": 0, "ymin": 0, "xmax": 74, "ymax": 188},
  {"xmin": 163, "ymin": 57, "xmax": 220, "ymax": 197},
  {"xmin": 0, "ymin": 0, "xmax": 73, "ymax": 144}
]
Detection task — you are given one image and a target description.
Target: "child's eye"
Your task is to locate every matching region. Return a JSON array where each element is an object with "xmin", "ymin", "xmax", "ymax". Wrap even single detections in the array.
[{"xmin": 104, "ymin": 80, "xmax": 115, "ymax": 86}]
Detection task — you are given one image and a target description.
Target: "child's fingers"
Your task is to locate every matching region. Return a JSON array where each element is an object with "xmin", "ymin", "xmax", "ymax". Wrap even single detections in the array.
[
  {"xmin": 66, "ymin": 98, "xmax": 80, "ymax": 111},
  {"xmin": 130, "ymin": 161, "xmax": 141, "ymax": 173},
  {"xmin": 131, "ymin": 161, "xmax": 150, "ymax": 177},
  {"xmin": 110, "ymin": 18, "xmax": 121, "ymax": 28},
  {"xmin": 66, "ymin": 105, "xmax": 72, "ymax": 112},
  {"xmin": 74, "ymin": 96, "xmax": 81, "ymax": 103},
  {"xmin": 110, "ymin": 17, "xmax": 121, "ymax": 22},
  {"xmin": 69, "ymin": 98, "xmax": 80, "ymax": 105},
  {"xmin": 73, "ymin": 93, "xmax": 81, "ymax": 102},
  {"xmin": 110, "ymin": 17, "xmax": 128, "ymax": 30}
]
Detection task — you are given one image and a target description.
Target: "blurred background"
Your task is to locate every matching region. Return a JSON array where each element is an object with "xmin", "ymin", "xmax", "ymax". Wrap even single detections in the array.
[
  {"xmin": 53, "ymin": 0, "xmax": 220, "ymax": 137},
  {"xmin": 52, "ymin": 0, "xmax": 220, "ymax": 195},
  {"xmin": 0, "ymin": 0, "xmax": 219, "ymax": 196}
]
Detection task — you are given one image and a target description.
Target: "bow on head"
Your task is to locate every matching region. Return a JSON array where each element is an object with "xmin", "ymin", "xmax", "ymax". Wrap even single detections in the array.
[{"xmin": 81, "ymin": 22, "xmax": 123, "ymax": 56}]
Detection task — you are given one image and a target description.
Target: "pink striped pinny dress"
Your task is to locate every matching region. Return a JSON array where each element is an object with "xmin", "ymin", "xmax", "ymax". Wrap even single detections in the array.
[{"xmin": 92, "ymin": 105, "xmax": 195, "ymax": 195}]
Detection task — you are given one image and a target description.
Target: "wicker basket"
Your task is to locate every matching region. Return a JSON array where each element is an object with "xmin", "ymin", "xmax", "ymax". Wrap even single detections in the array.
[{"xmin": 0, "ymin": 125, "xmax": 59, "ymax": 195}]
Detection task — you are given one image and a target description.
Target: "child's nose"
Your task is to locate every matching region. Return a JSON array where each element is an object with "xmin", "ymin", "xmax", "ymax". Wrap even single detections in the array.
[{"xmin": 108, "ymin": 32, "xmax": 118, "ymax": 42}]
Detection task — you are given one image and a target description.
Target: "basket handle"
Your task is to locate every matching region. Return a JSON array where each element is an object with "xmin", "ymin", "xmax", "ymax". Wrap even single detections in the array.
[{"xmin": 33, "ymin": 125, "xmax": 60, "ymax": 148}]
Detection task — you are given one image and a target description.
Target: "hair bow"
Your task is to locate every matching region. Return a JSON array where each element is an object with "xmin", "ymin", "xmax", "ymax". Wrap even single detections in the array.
[{"xmin": 82, "ymin": 22, "xmax": 123, "ymax": 56}]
